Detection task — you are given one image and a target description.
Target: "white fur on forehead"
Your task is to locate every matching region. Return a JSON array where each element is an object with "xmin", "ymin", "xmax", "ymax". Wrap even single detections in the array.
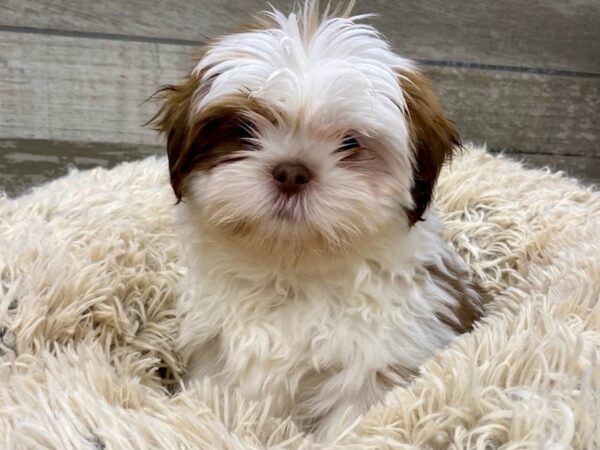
[{"xmin": 192, "ymin": 8, "xmax": 414, "ymax": 134}]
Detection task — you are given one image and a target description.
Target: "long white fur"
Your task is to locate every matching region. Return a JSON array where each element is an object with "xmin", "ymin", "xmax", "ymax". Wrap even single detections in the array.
[{"xmin": 177, "ymin": 3, "xmax": 475, "ymax": 441}]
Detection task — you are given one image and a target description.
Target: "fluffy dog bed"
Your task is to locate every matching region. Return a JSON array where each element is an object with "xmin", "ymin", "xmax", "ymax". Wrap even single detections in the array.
[{"xmin": 0, "ymin": 145, "xmax": 599, "ymax": 449}]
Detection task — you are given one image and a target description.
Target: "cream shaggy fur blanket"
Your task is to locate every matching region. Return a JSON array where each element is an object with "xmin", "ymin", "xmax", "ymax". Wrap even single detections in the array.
[{"xmin": 0, "ymin": 145, "xmax": 599, "ymax": 449}]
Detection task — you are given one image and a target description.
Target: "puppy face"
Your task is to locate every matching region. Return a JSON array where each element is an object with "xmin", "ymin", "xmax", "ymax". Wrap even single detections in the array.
[{"xmin": 154, "ymin": 4, "xmax": 459, "ymax": 260}]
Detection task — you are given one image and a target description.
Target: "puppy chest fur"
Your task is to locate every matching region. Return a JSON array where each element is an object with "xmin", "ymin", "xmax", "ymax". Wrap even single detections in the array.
[{"xmin": 177, "ymin": 218, "xmax": 483, "ymax": 438}]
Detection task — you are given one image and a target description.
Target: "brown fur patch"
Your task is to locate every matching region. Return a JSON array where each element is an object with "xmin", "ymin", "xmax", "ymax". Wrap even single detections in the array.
[
  {"xmin": 149, "ymin": 16, "xmax": 278, "ymax": 202},
  {"xmin": 151, "ymin": 66, "xmax": 274, "ymax": 201},
  {"xmin": 397, "ymin": 69, "xmax": 461, "ymax": 225},
  {"xmin": 151, "ymin": 74, "xmax": 201, "ymax": 200},
  {"xmin": 426, "ymin": 256, "xmax": 487, "ymax": 334}
]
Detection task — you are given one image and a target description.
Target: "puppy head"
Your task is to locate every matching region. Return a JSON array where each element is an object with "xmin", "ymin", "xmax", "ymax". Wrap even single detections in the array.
[{"xmin": 153, "ymin": 2, "xmax": 459, "ymax": 263}]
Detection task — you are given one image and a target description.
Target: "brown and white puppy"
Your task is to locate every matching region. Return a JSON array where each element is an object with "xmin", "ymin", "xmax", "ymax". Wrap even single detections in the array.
[{"xmin": 154, "ymin": 1, "xmax": 484, "ymax": 441}]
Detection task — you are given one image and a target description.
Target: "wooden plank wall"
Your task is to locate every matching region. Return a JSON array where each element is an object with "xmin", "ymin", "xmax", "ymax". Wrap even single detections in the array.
[{"xmin": 1, "ymin": 0, "xmax": 599, "ymax": 196}]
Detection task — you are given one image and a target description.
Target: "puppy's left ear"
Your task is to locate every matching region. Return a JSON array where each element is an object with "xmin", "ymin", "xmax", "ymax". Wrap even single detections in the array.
[{"xmin": 398, "ymin": 69, "xmax": 461, "ymax": 225}]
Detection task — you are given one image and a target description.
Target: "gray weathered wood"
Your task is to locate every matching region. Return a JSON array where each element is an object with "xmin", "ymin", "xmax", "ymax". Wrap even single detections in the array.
[
  {"xmin": 491, "ymin": 151, "xmax": 600, "ymax": 186},
  {"xmin": 1, "ymin": 0, "xmax": 599, "ymax": 74},
  {"xmin": 0, "ymin": 139, "xmax": 162, "ymax": 197},
  {"xmin": 0, "ymin": 31, "xmax": 189, "ymax": 146},
  {"xmin": 425, "ymin": 67, "xmax": 600, "ymax": 157},
  {"xmin": 1, "ymin": 31, "xmax": 598, "ymax": 157}
]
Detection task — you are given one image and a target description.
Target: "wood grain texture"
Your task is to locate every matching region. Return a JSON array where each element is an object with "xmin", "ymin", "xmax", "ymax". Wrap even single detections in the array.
[
  {"xmin": 1, "ymin": 31, "xmax": 598, "ymax": 156},
  {"xmin": 491, "ymin": 151, "xmax": 600, "ymax": 186},
  {"xmin": 0, "ymin": 31, "xmax": 191, "ymax": 146},
  {"xmin": 0, "ymin": 139, "xmax": 162, "ymax": 197},
  {"xmin": 1, "ymin": 0, "xmax": 599, "ymax": 74},
  {"xmin": 426, "ymin": 67, "xmax": 600, "ymax": 157}
]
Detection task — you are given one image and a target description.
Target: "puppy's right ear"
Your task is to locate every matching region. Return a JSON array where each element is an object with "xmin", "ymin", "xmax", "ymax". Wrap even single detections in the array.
[{"xmin": 151, "ymin": 75, "xmax": 200, "ymax": 202}]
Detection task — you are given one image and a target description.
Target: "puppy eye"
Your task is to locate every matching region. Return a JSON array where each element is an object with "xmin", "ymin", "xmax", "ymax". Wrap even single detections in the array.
[{"xmin": 335, "ymin": 135, "xmax": 361, "ymax": 152}]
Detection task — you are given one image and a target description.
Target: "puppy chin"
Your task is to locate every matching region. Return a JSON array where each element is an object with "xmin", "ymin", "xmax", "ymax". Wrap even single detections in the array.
[{"xmin": 180, "ymin": 177, "xmax": 393, "ymax": 272}]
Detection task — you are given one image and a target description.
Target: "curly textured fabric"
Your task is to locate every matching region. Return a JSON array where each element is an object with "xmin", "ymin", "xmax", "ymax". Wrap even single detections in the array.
[{"xmin": 0, "ymin": 145, "xmax": 599, "ymax": 449}]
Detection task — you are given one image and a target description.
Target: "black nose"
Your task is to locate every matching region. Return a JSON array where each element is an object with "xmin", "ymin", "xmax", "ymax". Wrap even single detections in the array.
[{"xmin": 272, "ymin": 163, "xmax": 312, "ymax": 193}]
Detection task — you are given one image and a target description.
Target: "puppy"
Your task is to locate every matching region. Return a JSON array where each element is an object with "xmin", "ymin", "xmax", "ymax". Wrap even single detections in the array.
[{"xmin": 154, "ymin": 1, "xmax": 485, "ymax": 441}]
